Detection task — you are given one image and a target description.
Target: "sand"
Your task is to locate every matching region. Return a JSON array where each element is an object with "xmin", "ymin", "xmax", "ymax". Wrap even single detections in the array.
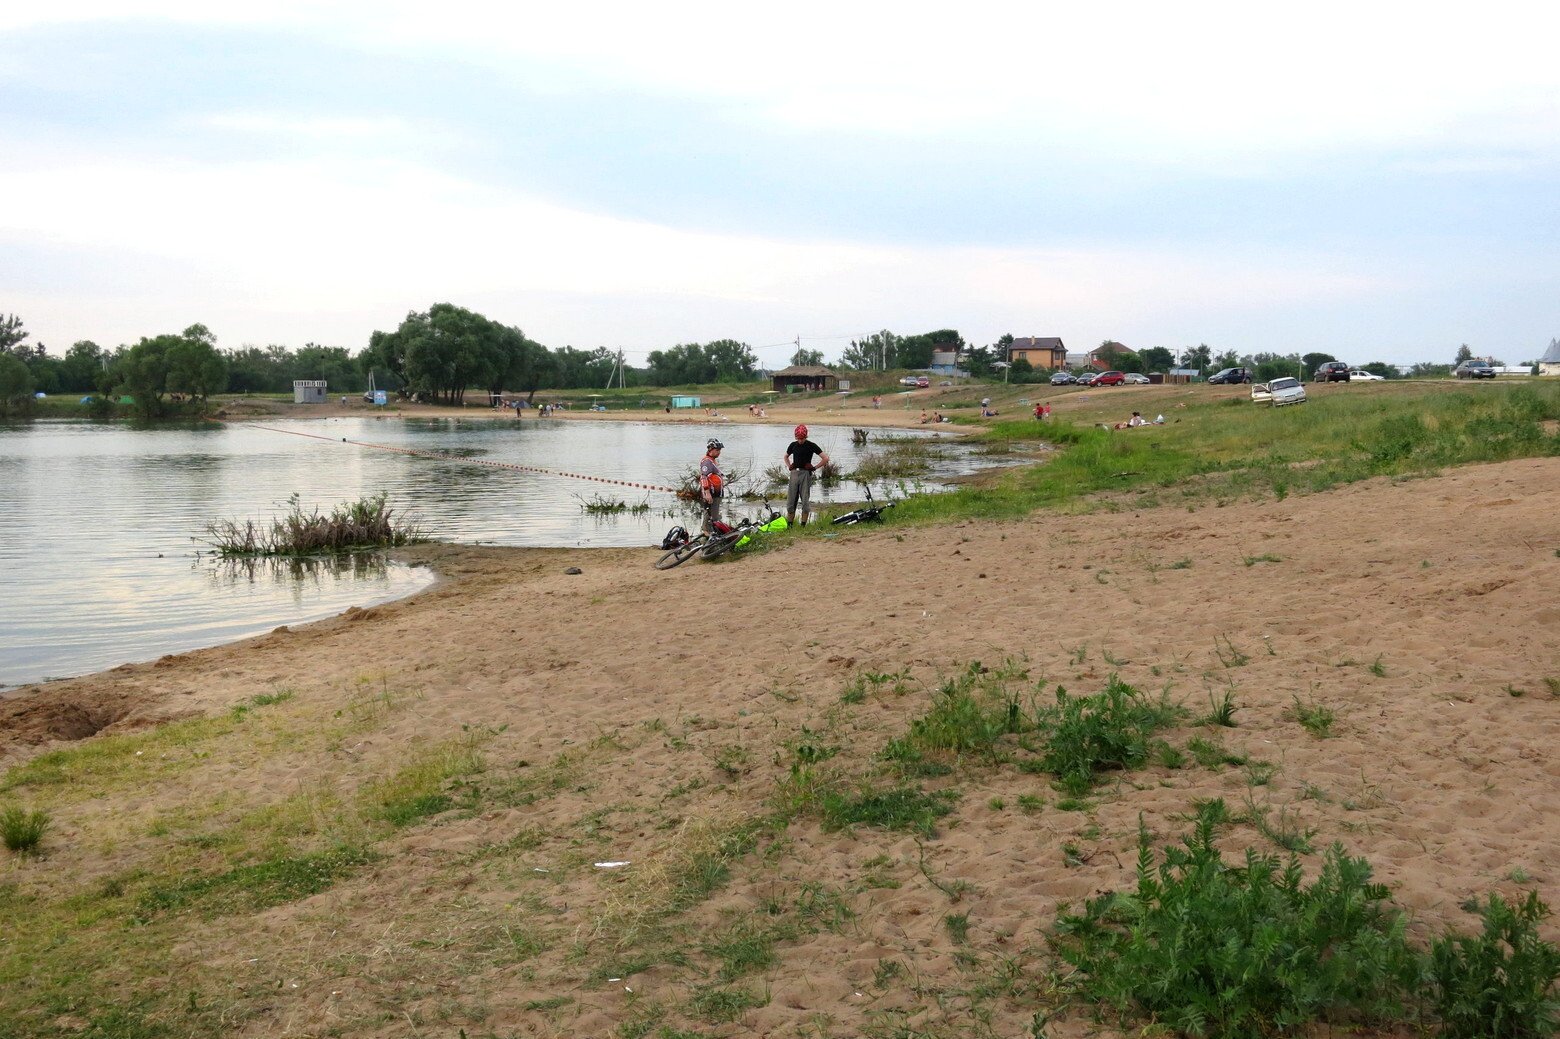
[{"xmin": 3, "ymin": 451, "xmax": 1558, "ymax": 1037}]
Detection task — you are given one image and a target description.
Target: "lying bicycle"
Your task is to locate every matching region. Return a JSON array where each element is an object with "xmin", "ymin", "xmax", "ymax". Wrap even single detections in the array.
[
  {"xmin": 831, "ymin": 486, "xmax": 896, "ymax": 526},
  {"xmin": 701, "ymin": 499, "xmax": 787, "ymax": 560}
]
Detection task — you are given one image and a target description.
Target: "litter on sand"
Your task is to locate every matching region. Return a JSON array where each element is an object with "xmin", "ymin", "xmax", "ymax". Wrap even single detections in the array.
[{"xmin": 594, "ymin": 861, "xmax": 631, "ymax": 869}]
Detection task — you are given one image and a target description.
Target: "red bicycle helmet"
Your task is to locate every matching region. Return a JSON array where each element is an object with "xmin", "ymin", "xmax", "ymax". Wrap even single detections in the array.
[{"xmin": 794, "ymin": 424, "xmax": 808, "ymax": 439}]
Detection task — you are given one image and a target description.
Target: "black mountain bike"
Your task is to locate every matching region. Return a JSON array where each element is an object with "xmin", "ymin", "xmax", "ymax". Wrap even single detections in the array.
[
  {"xmin": 654, "ymin": 529, "xmax": 711, "ymax": 569},
  {"xmin": 831, "ymin": 486, "xmax": 895, "ymax": 526}
]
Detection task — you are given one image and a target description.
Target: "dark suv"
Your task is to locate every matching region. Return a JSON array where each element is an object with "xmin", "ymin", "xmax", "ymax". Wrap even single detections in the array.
[
  {"xmin": 1454, "ymin": 360, "xmax": 1496, "ymax": 379},
  {"xmin": 1314, "ymin": 361, "xmax": 1351, "ymax": 382},
  {"xmin": 1208, "ymin": 367, "xmax": 1251, "ymax": 384}
]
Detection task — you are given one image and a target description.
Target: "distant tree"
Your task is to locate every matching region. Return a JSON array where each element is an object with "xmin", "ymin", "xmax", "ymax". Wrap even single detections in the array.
[
  {"xmin": 1454, "ymin": 343, "xmax": 1474, "ymax": 364},
  {"xmin": 59, "ymin": 341, "xmax": 105, "ymax": 394},
  {"xmin": 1179, "ymin": 344, "xmax": 1212, "ymax": 371},
  {"xmin": 1411, "ymin": 362, "xmax": 1453, "ymax": 378},
  {"xmin": 114, "ymin": 335, "xmax": 179, "ymax": 417},
  {"xmin": 0, "ymin": 351, "xmax": 34, "ymax": 413},
  {"xmin": 1212, "ymin": 349, "xmax": 1242, "ymax": 370},
  {"xmin": 0, "ymin": 313, "xmax": 28, "ymax": 354},
  {"xmin": 704, "ymin": 339, "xmax": 758, "ymax": 382},
  {"xmin": 167, "ymin": 328, "xmax": 229, "ymax": 404},
  {"xmin": 1301, "ymin": 352, "xmax": 1337, "ymax": 373},
  {"xmin": 1140, "ymin": 346, "xmax": 1175, "ymax": 372},
  {"xmin": 1361, "ymin": 362, "xmax": 1396, "ymax": 378},
  {"xmin": 790, "ymin": 347, "xmax": 825, "ymax": 367},
  {"xmin": 963, "ymin": 344, "xmax": 995, "ymax": 377},
  {"xmin": 1095, "ymin": 340, "xmax": 1129, "ymax": 362}
]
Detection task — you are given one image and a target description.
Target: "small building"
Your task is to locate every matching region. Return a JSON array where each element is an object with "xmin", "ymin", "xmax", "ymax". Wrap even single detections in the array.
[
  {"xmin": 1538, "ymin": 340, "xmax": 1560, "ymax": 377},
  {"xmin": 670, "ymin": 395, "xmax": 701, "ymax": 409},
  {"xmin": 293, "ymin": 379, "xmax": 327, "ymax": 404},
  {"xmin": 1008, "ymin": 337, "xmax": 1066, "ymax": 369},
  {"xmin": 1165, "ymin": 368, "xmax": 1201, "ymax": 384},
  {"xmin": 771, "ymin": 365, "xmax": 840, "ymax": 393}
]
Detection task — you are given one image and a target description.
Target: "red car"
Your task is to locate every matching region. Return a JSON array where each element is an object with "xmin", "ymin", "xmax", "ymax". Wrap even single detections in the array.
[{"xmin": 1093, "ymin": 371, "xmax": 1126, "ymax": 386}]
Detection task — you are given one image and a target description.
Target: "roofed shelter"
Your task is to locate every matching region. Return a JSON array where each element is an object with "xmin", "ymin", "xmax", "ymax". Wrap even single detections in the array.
[{"xmin": 772, "ymin": 366, "xmax": 840, "ymax": 393}]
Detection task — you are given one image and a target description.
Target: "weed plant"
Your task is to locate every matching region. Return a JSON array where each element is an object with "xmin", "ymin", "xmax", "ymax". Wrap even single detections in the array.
[
  {"xmin": 202, "ymin": 492, "xmax": 425, "ymax": 556},
  {"xmin": 1053, "ymin": 809, "xmax": 1418, "ymax": 1037},
  {"xmin": 882, "ymin": 663, "xmax": 1032, "ymax": 768},
  {"xmin": 1291, "ymin": 695, "xmax": 1336, "ymax": 738},
  {"xmin": 1429, "ymin": 891, "xmax": 1560, "ymax": 1038},
  {"xmin": 1037, "ymin": 677, "xmax": 1183, "ymax": 795},
  {"xmin": 0, "ymin": 805, "xmax": 49, "ymax": 854}
]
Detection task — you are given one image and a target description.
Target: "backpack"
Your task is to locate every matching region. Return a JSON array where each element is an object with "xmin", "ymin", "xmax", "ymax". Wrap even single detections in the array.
[{"xmin": 659, "ymin": 525, "xmax": 689, "ymax": 550}]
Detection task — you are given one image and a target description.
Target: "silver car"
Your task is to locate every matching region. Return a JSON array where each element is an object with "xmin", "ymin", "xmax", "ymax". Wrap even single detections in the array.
[{"xmin": 1252, "ymin": 377, "xmax": 1307, "ymax": 407}]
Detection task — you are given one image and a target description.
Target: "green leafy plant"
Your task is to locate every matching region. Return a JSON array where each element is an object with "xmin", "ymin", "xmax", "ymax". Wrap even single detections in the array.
[
  {"xmin": 1037, "ymin": 677, "xmax": 1183, "ymax": 795},
  {"xmin": 1053, "ymin": 813, "xmax": 1417, "ymax": 1037},
  {"xmin": 1214, "ymin": 634, "xmax": 1249, "ymax": 668},
  {"xmin": 1429, "ymin": 891, "xmax": 1560, "ymax": 1039}
]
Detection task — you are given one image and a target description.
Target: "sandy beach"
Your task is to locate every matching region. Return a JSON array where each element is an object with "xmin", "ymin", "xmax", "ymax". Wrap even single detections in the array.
[{"xmin": 4, "ymin": 441, "xmax": 1558, "ymax": 1036}]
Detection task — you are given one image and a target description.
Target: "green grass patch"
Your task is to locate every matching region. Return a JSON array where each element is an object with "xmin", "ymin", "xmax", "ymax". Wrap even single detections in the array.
[
  {"xmin": 0, "ymin": 804, "xmax": 50, "ymax": 854},
  {"xmin": 134, "ymin": 844, "xmax": 378, "ymax": 920},
  {"xmin": 886, "ymin": 382, "xmax": 1560, "ymax": 524}
]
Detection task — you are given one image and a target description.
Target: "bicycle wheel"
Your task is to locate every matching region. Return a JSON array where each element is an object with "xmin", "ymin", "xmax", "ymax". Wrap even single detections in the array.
[
  {"xmin": 700, "ymin": 531, "xmax": 742, "ymax": 559},
  {"xmin": 654, "ymin": 535, "xmax": 706, "ymax": 569},
  {"xmin": 832, "ymin": 511, "xmax": 862, "ymax": 525}
]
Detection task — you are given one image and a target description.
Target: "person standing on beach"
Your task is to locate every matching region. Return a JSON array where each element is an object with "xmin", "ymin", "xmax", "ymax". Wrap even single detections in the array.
[
  {"xmin": 699, "ymin": 438, "xmax": 725, "ymax": 533},
  {"xmin": 784, "ymin": 424, "xmax": 829, "ymax": 526}
]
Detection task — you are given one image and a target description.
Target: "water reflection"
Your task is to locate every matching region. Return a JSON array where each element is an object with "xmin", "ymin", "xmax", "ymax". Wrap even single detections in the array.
[{"xmin": 199, "ymin": 551, "xmax": 396, "ymax": 591}]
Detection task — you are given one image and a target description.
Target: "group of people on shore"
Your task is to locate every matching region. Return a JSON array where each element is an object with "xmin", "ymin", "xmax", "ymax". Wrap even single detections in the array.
[{"xmin": 697, "ymin": 425, "xmax": 830, "ymax": 533}]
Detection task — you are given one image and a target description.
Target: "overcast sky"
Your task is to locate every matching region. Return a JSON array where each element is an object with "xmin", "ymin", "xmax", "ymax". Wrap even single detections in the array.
[{"xmin": 4, "ymin": 2, "xmax": 1559, "ymax": 367}]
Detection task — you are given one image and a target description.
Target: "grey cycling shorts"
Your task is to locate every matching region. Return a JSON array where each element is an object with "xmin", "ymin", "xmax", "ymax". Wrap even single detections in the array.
[{"xmin": 786, "ymin": 467, "xmax": 815, "ymax": 515}]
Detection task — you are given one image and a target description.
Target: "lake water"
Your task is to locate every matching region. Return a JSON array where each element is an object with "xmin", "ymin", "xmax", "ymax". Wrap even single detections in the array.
[{"xmin": 0, "ymin": 416, "xmax": 957, "ymax": 688}]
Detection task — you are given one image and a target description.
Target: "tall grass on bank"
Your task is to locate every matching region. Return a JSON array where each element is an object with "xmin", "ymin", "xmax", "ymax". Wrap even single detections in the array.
[
  {"xmin": 201, "ymin": 492, "xmax": 425, "ymax": 556},
  {"xmin": 891, "ymin": 381, "xmax": 1560, "ymax": 524}
]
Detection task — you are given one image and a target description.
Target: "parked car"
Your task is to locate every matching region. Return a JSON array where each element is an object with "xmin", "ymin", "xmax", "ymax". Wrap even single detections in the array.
[
  {"xmin": 1454, "ymin": 360, "xmax": 1496, "ymax": 379},
  {"xmin": 1050, "ymin": 372, "xmax": 1077, "ymax": 386},
  {"xmin": 1314, "ymin": 361, "xmax": 1351, "ymax": 382},
  {"xmin": 915, "ymin": 376, "xmax": 930, "ymax": 388},
  {"xmin": 1124, "ymin": 372, "xmax": 1151, "ymax": 384},
  {"xmin": 1348, "ymin": 370, "xmax": 1385, "ymax": 381},
  {"xmin": 1208, "ymin": 367, "xmax": 1252, "ymax": 384},
  {"xmin": 1252, "ymin": 377, "xmax": 1307, "ymax": 407},
  {"xmin": 1093, "ymin": 371, "xmax": 1126, "ymax": 386},
  {"xmin": 899, "ymin": 376, "xmax": 920, "ymax": 387},
  {"xmin": 1075, "ymin": 372, "xmax": 1099, "ymax": 386}
]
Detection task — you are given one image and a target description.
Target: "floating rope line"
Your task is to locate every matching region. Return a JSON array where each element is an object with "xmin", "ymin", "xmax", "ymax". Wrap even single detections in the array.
[{"xmin": 245, "ymin": 423, "xmax": 685, "ymax": 494}]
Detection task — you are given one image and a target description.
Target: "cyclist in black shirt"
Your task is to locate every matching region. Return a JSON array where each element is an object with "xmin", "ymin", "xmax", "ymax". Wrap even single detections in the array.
[{"xmin": 784, "ymin": 424, "xmax": 829, "ymax": 526}]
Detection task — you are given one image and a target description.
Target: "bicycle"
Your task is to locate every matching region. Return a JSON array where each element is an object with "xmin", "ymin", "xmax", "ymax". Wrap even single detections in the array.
[
  {"xmin": 653, "ymin": 528, "xmax": 712, "ymax": 569},
  {"xmin": 831, "ymin": 486, "xmax": 896, "ymax": 526},
  {"xmin": 701, "ymin": 500, "xmax": 786, "ymax": 560}
]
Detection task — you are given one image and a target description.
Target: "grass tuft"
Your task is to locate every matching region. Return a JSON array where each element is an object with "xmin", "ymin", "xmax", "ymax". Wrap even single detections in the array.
[{"xmin": 0, "ymin": 805, "xmax": 50, "ymax": 855}]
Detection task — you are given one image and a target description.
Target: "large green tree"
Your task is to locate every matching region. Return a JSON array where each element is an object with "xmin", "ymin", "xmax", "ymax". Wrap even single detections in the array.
[
  {"xmin": 1179, "ymin": 344, "xmax": 1212, "ymax": 371},
  {"xmin": 166, "ymin": 325, "xmax": 229, "ymax": 404},
  {"xmin": 1140, "ymin": 346, "xmax": 1175, "ymax": 372}
]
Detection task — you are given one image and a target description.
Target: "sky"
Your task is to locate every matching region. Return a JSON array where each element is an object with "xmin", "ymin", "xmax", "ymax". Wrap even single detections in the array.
[{"xmin": 3, "ymin": 2, "xmax": 1559, "ymax": 369}]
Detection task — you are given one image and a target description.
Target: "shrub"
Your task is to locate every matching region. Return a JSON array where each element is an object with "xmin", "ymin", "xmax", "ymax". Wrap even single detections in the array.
[
  {"xmin": 1037, "ymin": 677, "xmax": 1182, "ymax": 794},
  {"xmin": 202, "ymin": 492, "xmax": 424, "ymax": 556},
  {"xmin": 1429, "ymin": 891, "xmax": 1560, "ymax": 1039},
  {"xmin": 1053, "ymin": 810, "xmax": 1418, "ymax": 1037},
  {"xmin": 0, "ymin": 805, "xmax": 50, "ymax": 854}
]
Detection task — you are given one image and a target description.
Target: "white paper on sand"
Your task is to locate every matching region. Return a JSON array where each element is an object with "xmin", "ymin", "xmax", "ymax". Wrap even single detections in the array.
[{"xmin": 594, "ymin": 861, "xmax": 631, "ymax": 869}]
